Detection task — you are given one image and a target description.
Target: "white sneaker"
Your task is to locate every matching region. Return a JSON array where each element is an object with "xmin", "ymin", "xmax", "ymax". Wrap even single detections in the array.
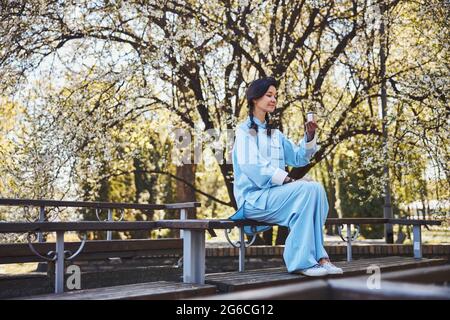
[
  {"xmin": 298, "ymin": 264, "xmax": 328, "ymax": 277},
  {"xmin": 321, "ymin": 261, "xmax": 343, "ymax": 274}
]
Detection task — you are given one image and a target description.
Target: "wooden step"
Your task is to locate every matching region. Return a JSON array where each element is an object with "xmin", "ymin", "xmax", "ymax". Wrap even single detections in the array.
[
  {"xmin": 18, "ymin": 281, "xmax": 217, "ymax": 300},
  {"xmin": 199, "ymin": 265, "xmax": 450, "ymax": 300},
  {"xmin": 205, "ymin": 256, "xmax": 447, "ymax": 292}
]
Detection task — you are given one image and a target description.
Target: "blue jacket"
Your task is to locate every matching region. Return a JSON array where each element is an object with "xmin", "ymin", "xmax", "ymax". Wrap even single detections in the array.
[{"xmin": 230, "ymin": 116, "xmax": 318, "ymax": 234}]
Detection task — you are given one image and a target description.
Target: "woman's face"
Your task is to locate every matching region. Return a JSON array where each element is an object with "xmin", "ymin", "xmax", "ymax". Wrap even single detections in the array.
[{"xmin": 253, "ymin": 85, "xmax": 277, "ymax": 114}]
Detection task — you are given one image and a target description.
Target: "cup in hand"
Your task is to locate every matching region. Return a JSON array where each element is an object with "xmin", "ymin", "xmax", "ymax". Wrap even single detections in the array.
[{"xmin": 306, "ymin": 111, "xmax": 316, "ymax": 122}]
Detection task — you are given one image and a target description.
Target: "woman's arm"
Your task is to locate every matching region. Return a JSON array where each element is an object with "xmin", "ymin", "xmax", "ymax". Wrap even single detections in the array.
[{"xmin": 280, "ymin": 131, "xmax": 318, "ymax": 167}]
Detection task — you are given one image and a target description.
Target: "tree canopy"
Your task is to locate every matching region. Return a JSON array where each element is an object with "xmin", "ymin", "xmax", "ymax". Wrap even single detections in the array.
[{"xmin": 0, "ymin": 0, "xmax": 448, "ymax": 241}]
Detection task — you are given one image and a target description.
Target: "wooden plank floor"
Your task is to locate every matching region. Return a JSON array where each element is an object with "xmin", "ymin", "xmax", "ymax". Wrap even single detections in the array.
[
  {"xmin": 205, "ymin": 256, "xmax": 447, "ymax": 293},
  {"xmin": 19, "ymin": 281, "xmax": 217, "ymax": 300},
  {"xmin": 199, "ymin": 265, "xmax": 450, "ymax": 300}
]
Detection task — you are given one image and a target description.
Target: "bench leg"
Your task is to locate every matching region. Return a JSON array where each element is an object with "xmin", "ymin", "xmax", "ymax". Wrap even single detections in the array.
[
  {"xmin": 183, "ymin": 229, "xmax": 205, "ymax": 284},
  {"xmin": 55, "ymin": 231, "xmax": 65, "ymax": 294},
  {"xmin": 38, "ymin": 206, "xmax": 45, "ymax": 243},
  {"xmin": 107, "ymin": 209, "xmax": 112, "ymax": 241},
  {"xmin": 346, "ymin": 224, "xmax": 352, "ymax": 262},
  {"xmin": 412, "ymin": 225, "xmax": 422, "ymax": 259},
  {"xmin": 239, "ymin": 227, "xmax": 245, "ymax": 272},
  {"xmin": 180, "ymin": 208, "xmax": 187, "ymax": 239}
]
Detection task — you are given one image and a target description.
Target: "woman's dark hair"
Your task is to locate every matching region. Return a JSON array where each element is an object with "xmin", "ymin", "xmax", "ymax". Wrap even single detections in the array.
[{"xmin": 246, "ymin": 77, "xmax": 278, "ymax": 136}]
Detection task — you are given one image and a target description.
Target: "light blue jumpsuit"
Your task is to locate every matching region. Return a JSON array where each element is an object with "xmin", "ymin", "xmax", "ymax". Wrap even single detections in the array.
[{"xmin": 230, "ymin": 116, "xmax": 329, "ymax": 272}]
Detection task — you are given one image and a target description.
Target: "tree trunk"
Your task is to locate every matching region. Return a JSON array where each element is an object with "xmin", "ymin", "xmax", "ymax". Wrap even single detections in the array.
[
  {"xmin": 132, "ymin": 157, "xmax": 156, "ymax": 239},
  {"xmin": 94, "ymin": 162, "xmax": 110, "ymax": 240},
  {"xmin": 379, "ymin": 0, "xmax": 394, "ymax": 243},
  {"xmin": 150, "ymin": 163, "xmax": 196, "ymax": 238},
  {"xmin": 262, "ymin": 228, "xmax": 273, "ymax": 245},
  {"xmin": 275, "ymin": 226, "xmax": 289, "ymax": 245},
  {"xmin": 174, "ymin": 164, "xmax": 197, "ymax": 237},
  {"xmin": 324, "ymin": 156, "xmax": 339, "ymax": 235},
  {"xmin": 219, "ymin": 163, "xmax": 237, "ymax": 209},
  {"xmin": 289, "ymin": 163, "xmax": 313, "ymax": 180}
]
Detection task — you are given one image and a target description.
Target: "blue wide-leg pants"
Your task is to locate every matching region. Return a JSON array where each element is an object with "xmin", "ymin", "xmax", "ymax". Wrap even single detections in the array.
[{"xmin": 243, "ymin": 180, "xmax": 329, "ymax": 272}]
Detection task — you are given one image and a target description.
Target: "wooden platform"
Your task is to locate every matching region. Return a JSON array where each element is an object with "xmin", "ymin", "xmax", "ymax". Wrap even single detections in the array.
[
  {"xmin": 19, "ymin": 281, "xmax": 217, "ymax": 300},
  {"xmin": 205, "ymin": 256, "xmax": 447, "ymax": 292},
  {"xmin": 200, "ymin": 264, "xmax": 450, "ymax": 300},
  {"xmin": 16, "ymin": 257, "xmax": 448, "ymax": 300}
]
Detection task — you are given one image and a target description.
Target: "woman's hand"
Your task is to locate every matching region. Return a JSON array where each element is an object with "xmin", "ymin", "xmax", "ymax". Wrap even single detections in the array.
[
  {"xmin": 305, "ymin": 121, "xmax": 318, "ymax": 142},
  {"xmin": 283, "ymin": 176, "xmax": 295, "ymax": 184}
]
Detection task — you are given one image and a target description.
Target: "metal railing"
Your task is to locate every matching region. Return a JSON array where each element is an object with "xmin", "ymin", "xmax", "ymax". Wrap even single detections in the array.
[{"xmin": 0, "ymin": 198, "xmax": 200, "ymax": 242}]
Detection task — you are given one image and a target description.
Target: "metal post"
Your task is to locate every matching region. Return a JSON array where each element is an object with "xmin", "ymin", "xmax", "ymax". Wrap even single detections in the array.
[
  {"xmin": 38, "ymin": 206, "xmax": 45, "ymax": 243},
  {"xmin": 180, "ymin": 209, "xmax": 187, "ymax": 239},
  {"xmin": 346, "ymin": 224, "xmax": 352, "ymax": 262},
  {"xmin": 239, "ymin": 227, "xmax": 246, "ymax": 272},
  {"xmin": 55, "ymin": 231, "xmax": 65, "ymax": 294},
  {"xmin": 412, "ymin": 225, "xmax": 422, "ymax": 259},
  {"xmin": 183, "ymin": 229, "xmax": 205, "ymax": 284},
  {"xmin": 107, "ymin": 209, "xmax": 112, "ymax": 241}
]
